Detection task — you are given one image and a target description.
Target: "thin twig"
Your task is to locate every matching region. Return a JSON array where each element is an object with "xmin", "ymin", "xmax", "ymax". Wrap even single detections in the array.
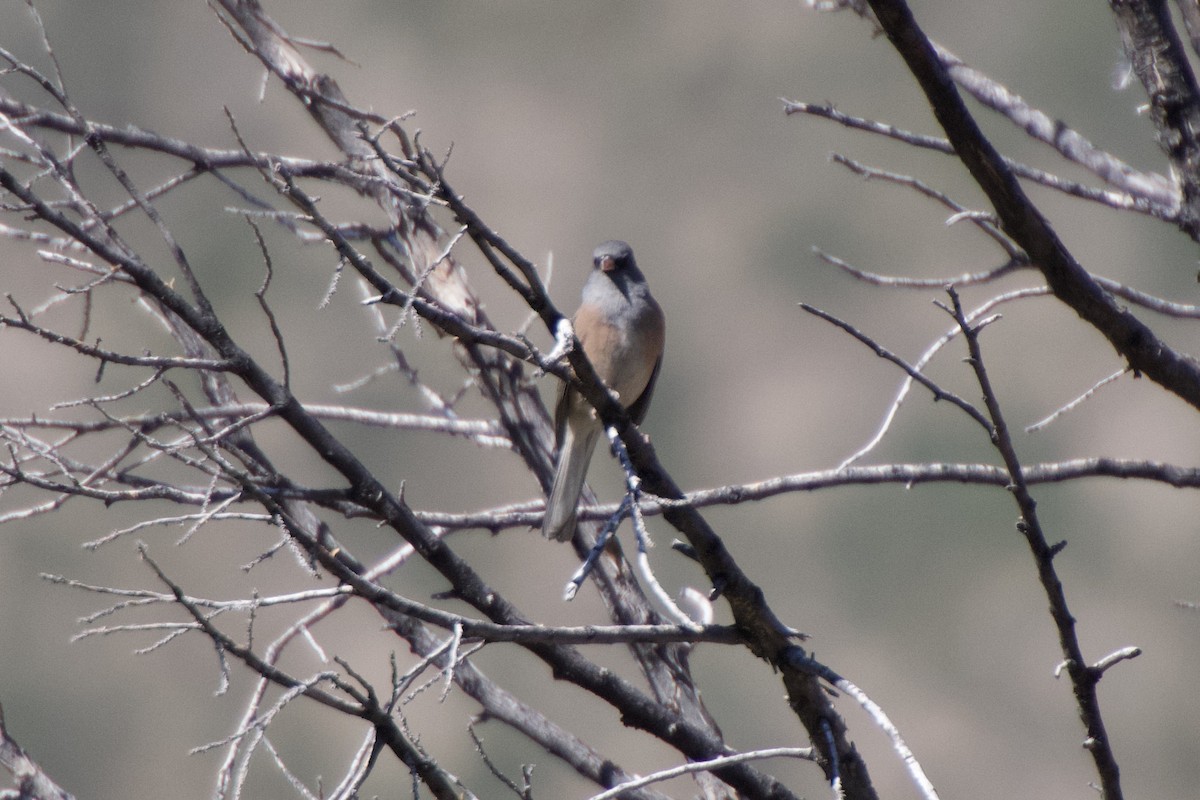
[
  {"xmin": 588, "ymin": 747, "xmax": 817, "ymax": 800},
  {"xmin": 799, "ymin": 302, "xmax": 991, "ymax": 431},
  {"xmin": 941, "ymin": 285, "xmax": 1124, "ymax": 799}
]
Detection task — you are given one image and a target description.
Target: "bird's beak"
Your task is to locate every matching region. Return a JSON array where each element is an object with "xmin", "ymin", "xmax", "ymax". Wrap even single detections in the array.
[{"xmin": 599, "ymin": 255, "xmax": 616, "ymax": 272}]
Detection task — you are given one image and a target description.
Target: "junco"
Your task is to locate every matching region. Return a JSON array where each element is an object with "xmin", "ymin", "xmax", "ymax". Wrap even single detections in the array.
[{"xmin": 543, "ymin": 240, "xmax": 666, "ymax": 541}]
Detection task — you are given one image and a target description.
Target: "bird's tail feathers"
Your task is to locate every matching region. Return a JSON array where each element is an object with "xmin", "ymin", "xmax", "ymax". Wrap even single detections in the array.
[{"xmin": 542, "ymin": 422, "xmax": 601, "ymax": 541}]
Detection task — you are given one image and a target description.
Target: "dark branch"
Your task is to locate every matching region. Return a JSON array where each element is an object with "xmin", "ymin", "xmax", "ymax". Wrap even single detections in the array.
[{"xmin": 865, "ymin": 0, "xmax": 1200, "ymax": 412}]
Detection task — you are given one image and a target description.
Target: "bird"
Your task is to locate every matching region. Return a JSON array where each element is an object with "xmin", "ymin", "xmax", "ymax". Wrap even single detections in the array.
[{"xmin": 543, "ymin": 240, "xmax": 666, "ymax": 541}]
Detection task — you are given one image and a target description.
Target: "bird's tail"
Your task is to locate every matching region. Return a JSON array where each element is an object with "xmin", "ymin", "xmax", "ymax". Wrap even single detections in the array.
[{"xmin": 542, "ymin": 421, "xmax": 601, "ymax": 541}]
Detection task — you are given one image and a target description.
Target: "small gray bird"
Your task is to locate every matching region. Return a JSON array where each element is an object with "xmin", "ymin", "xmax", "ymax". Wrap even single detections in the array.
[{"xmin": 543, "ymin": 240, "xmax": 666, "ymax": 541}]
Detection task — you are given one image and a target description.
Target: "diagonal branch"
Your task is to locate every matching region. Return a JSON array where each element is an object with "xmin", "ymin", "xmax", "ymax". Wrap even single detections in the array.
[
  {"xmin": 943, "ymin": 287, "xmax": 1125, "ymax": 800},
  {"xmin": 0, "ymin": 704, "xmax": 75, "ymax": 800},
  {"xmin": 1110, "ymin": 0, "xmax": 1200, "ymax": 237},
  {"xmin": 783, "ymin": 100, "xmax": 1174, "ymax": 218},
  {"xmin": 931, "ymin": 41, "xmax": 1179, "ymax": 212},
  {"xmin": 138, "ymin": 545, "xmax": 478, "ymax": 800},
  {"xmin": 865, "ymin": 0, "xmax": 1200, "ymax": 412}
]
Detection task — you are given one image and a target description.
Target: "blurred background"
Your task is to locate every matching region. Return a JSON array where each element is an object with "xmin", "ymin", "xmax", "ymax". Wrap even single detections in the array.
[{"xmin": 1, "ymin": 2, "xmax": 1198, "ymax": 798}]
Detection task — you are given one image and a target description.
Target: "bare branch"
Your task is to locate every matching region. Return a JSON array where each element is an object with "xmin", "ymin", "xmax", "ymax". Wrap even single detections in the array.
[
  {"xmin": 799, "ymin": 301, "xmax": 992, "ymax": 430},
  {"xmin": 0, "ymin": 307, "xmax": 230, "ymax": 371},
  {"xmin": 1110, "ymin": 0, "xmax": 1200, "ymax": 236},
  {"xmin": 588, "ymin": 747, "xmax": 818, "ymax": 800},
  {"xmin": 932, "ymin": 41, "xmax": 1179, "ymax": 212},
  {"xmin": 830, "ymin": 152, "xmax": 1025, "ymax": 260},
  {"xmin": 865, "ymin": 0, "xmax": 1200, "ymax": 413},
  {"xmin": 786, "ymin": 652, "xmax": 940, "ymax": 800},
  {"xmin": 0, "ymin": 705, "xmax": 75, "ymax": 800},
  {"xmin": 783, "ymin": 100, "xmax": 1174, "ymax": 218},
  {"xmin": 138, "ymin": 544, "xmax": 479, "ymax": 800},
  {"xmin": 941, "ymin": 285, "xmax": 1125, "ymax": 800}
]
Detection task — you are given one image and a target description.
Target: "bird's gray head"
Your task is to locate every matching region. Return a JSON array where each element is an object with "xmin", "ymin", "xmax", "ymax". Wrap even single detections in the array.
[{"xmin": 591, "ymin": 240, "xmax": 644, "ymax": 285}]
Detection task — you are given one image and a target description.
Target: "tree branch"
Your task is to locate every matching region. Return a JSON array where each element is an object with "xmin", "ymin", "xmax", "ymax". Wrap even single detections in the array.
[
  {"xmin": 943, "ymin": 287, "xmax": 1125, "ymax": 800},
  {"xmin": 1110, "ymin": 0, "xmax": 1200, "ymax": 236},
  {"xmin": 865, "ymin": 0, "xmax": 1200, "ymax": 412}
]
